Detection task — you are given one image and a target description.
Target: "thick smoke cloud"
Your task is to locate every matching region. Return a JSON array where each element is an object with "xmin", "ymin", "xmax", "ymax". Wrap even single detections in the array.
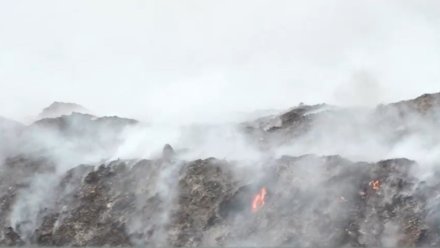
[{"xmin": 0, "ymin": 0, "xmax": 440, "ymax": 123}]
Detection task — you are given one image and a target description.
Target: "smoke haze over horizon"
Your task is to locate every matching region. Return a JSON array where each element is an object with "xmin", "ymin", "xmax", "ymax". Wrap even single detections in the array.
[{"xmin": 1, "ymin": 0, "xmax": 440, "ymax": 123}]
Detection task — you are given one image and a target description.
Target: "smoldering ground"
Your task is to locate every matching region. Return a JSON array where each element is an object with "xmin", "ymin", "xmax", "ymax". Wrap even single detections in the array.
[{"xmin": 2, "ymin": 92, "xmax": 440, "ymax": 246}]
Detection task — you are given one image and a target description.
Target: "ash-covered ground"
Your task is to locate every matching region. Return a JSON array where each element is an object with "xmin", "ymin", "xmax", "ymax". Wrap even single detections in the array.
[{"xmin": 2, "ymin": 93, "xmax": 440, "ymax": 247}]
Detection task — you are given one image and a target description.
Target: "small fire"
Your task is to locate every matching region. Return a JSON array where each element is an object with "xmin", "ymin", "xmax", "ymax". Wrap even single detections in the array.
[
  {"xmin": 252, "ymin": 187, "xmax": 267, "ymax": 213},
  {"xmin": 369, "ymin": 179, "xmax": 381, "ymax": 191}
]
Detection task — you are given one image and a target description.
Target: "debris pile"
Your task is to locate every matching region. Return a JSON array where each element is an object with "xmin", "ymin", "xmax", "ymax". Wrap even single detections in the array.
[{"xmin": 0, "ymin": 155, "xmax": 438, "ymax": 247}]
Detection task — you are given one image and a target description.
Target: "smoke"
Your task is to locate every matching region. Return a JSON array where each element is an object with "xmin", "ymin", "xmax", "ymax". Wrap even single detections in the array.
[
  {"xmin": 0, "ymin": 0, "xmax": 440, "ymax": 247},
  {"xmin": 268, "ymin": 94, "xmax": 440, "ymax": 166},
  {"xmin": 5, "ymin": 91, "xmax": 440, "ymax": 246},
  {"xmin": 334, "ymin": 71, "xmax": 384, "ymax": 107},
  {"xmin": 10, "ymin": 173, "xmax": 59, "ymax": 240},
  {"xmin": 1, "ymin": 0, "xmax": 440, "ymax": 122},
  {"xmin": 3, "ymin": 93, "xmax": 440, "ymax": 246}
]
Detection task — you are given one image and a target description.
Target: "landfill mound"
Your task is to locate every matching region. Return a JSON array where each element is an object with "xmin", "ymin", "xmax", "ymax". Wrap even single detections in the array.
[
  {"xmin": 2, "ymin": 93, "xmax": 440, "ymax": 247},
  {"xmin": 1, "ymin": 154, "xmax": 439, "ymax": 247}
]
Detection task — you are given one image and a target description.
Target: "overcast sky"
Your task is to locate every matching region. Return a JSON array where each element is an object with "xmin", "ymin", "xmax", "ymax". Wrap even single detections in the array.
[{"xmin": 1, "ymin": 0, "xmax": 440, "ymax": 123}]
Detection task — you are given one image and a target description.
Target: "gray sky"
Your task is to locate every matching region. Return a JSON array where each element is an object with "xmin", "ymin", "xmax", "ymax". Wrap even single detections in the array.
[{"xmin": 1, "ymin": 0, "xmax": 440, "ymax": 123}]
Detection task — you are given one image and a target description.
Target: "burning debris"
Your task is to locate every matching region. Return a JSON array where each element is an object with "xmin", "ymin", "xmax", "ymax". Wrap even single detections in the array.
[
  {"xmin": 251, "ymin": 187, "xmax": 267, "ymax": 213},
  {"xmin": 369, "ymin": 179, "xmax": 381, "ymax": 191}
]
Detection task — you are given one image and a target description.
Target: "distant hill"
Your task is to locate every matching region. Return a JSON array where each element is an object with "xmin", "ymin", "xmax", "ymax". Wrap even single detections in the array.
[{"xmin": 37, "ymin": 102, "xmax": 90, "ymax": 120}]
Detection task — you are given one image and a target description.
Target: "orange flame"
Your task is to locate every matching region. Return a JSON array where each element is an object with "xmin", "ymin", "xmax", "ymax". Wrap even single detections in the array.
[
  {"xmin": 369, "ymin": 179, "xmax": 381, "ymax": 191},
  {"xmin": 252, "ymin": 187, "xmax": 267, "ymax": 213}
]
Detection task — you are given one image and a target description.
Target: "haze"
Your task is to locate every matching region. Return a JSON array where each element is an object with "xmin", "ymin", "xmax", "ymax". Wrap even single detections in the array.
[{"xmin": 1, "ymin": 0, "xmax": 439, "ymax": 123}]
